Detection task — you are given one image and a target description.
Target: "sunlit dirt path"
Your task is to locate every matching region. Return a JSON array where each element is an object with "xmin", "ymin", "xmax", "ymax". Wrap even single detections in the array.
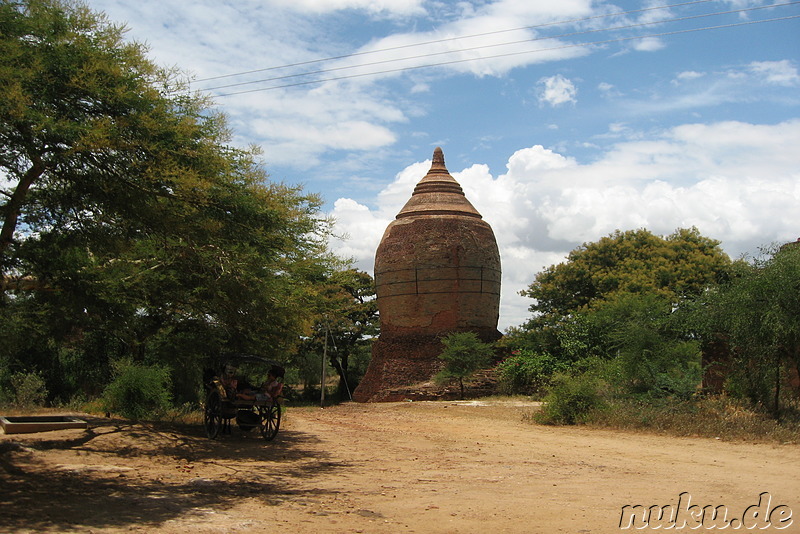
[{"xmin": 1, "ymin": 400, "xmax": 797, "ymax": 533}]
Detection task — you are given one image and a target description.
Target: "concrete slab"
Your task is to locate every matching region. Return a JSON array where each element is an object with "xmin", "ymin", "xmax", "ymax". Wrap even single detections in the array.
[{"xmin": 0, "ymin": 415, "xmax": 88, "ymax": 434}]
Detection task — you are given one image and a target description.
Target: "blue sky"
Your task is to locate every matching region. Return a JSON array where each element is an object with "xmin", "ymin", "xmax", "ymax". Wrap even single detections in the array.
[{"xmin": 89, "ymin": 0, "xmax": 800, "ymax": 330}]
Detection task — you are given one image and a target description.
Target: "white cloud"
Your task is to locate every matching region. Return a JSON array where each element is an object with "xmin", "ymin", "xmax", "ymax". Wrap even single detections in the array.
[
  {"xmin": 537, "ymin": 74, "xmax": 578, "ymax": 106},
  {"xmin": 673, "ymin": 71, "xmax": 706, "ymax": 85},
  {"xmin": 267, "ymin": 0, "xmax": 426, "ymax": 16},
  {"xmin": 320, "ymin": 0, "xmax": 596, "ymax": 81},
  {"xmin": 100, "ymin": 0, "xmax": 798, "ymax": 179},
  {"xmin": 328, "ymin": 119, "xmax": 800, "ymax": 331},
  {"xmin": 676, "ymin": 70, "xmax": 705, "ymax": 80},
  {"xmin": 719, "ymin": 0, "xmax": 775, "ymax": 18},
  {"xmin": 92, "ymin": 0, "xmax": 603, "ymax": 170},
  {"xmin": 748, "ymin": 60, "xmax": 800, "ymax": 86},
  {"xmin": 253, "ymin": 117, "xmax": 397, "ymax": 153},
  {"xmin": 329, "ymin": 198, "xmax": 390, "ymax": 263},
  {"xmin": 632, "ymin": 37, "xmax": 665, "ymax": 52},
  {"xmin": 623, "ymin": 60, "xmax": 800, "ymax": 116}
]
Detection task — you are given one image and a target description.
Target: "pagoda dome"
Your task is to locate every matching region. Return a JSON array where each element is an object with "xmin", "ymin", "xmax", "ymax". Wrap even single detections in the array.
[{"xmin": 373, "ymin": 147, "xmax": 501, "ymax": 340}]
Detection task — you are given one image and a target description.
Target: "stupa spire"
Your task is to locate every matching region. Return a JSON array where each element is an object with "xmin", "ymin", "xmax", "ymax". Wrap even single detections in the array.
[
  {"xmin": 431, "ymin": 146, "xmax": 446, "ymax": 170},
  {"xmin": 396, "ymin": 147, "xmax": 481, "ymax": 219}
]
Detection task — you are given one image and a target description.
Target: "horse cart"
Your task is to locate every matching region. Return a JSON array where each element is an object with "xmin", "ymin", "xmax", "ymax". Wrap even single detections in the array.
[{"xmin": 203, "ymin": 354, "xmax": 285, "ymax": 441}]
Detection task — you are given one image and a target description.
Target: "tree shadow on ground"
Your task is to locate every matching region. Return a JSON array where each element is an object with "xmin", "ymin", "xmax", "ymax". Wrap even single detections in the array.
[{"xmin": 0, "ymin": 415, "xmax": 347, "ymax": 532}]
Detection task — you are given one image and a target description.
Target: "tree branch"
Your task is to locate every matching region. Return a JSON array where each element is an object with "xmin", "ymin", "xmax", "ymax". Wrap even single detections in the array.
[{"xmin": 0, "ymin": 275, "xmax": 46, "ymax": 291}]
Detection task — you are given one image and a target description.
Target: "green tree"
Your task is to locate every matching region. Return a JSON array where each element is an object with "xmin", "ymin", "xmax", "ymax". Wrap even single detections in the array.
[
  {"xmin": 523, "ymin": 227, "xmax": 733, "ymax": 317},
  {"xmin": 519, "ymin": 228, "xmax": 735, "ymax": 362},
  {"xmin": 702, "ymin": 244, "xmax": 800, "ymax": 416},
  {"xmin": 495, "ymin": 350, "xmax": 569, "ymax": 396},
  {"xmin": 0, "ymin": 0, "xmax": 336, "ymax": 404},
  {"xmin": 7, "ymin": 370, "xmax": 48, "ymax": 408},
  {"xmin": 435, "ymin": 332, "xmax": 495, "ymax": 399},
  {"xmin": 2, "ymin": 0, "xmax": 178, "ymax": 262},
  {"xmin": 101, "ymin": 359, "xmax": 172, "ymax": 420},
  {"xmin": 294, "ymin": 268, "xmax": 377, "ymax": 400},
  {"xmin": 589, "ymin": 292, "xmax": 702, "ymax": 399},
  {"xmin": 508, "ymin": 228, "xmax": 732, "ymax": 422}
]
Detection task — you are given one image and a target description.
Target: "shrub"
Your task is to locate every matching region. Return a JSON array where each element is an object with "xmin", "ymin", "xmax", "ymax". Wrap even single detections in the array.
[
  {"xmin": 535, "ymin": 370, "xmax": 606, "ymax": 425},
  {"xmin": 101, "ymin": 360, "xmax": 172, "ymax": 420},
  {"xmin": 614, "ymin": 337, "xmax": 702, "ymax": 399},
  {"xmin": 9, "ymin": 370, "xmax": 48, "ymax": 408},
  {"xmin": 495, "ymin": 350, "xmax": 569, "ymax": 396}
]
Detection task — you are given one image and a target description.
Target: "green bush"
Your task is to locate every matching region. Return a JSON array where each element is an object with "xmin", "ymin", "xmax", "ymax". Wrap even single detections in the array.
[
  {"xmin": 495, "ymin": 350, "xmax": 569, "ymax": 396},
  {"xmin": 535, "ymin": 370, "xmax": 606, "ymax": 425},
  {"xmin": 9, "ymin": 370, "xmax": 48, "ymax": 408},
  {"xmin": 101, "ymin": 360, "xmax": 172, "ymax": 420}
]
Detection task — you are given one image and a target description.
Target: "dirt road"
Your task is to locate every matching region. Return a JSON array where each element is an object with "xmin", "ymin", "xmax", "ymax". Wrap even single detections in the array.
[{"xmin": 1, "ymin": 400, "xmax": 798, "ymax": 533}]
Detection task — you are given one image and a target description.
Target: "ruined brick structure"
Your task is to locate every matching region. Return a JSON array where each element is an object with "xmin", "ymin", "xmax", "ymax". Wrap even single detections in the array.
[{"xmin": 353, "ymin": 147, "xmax": 501, "ymax": 402}]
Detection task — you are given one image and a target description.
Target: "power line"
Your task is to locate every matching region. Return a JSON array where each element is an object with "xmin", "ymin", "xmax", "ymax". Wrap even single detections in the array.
[
  {"xmin": 214, "ymin": 14, "xmax": 800, "ymax": 97},
  {"xmin": 193, "ymin": 0, "xmax": 719, "ymax": 84},
  {"xmin": 198, "ymin": 2, "xmax": 799, "ymax": 94}
]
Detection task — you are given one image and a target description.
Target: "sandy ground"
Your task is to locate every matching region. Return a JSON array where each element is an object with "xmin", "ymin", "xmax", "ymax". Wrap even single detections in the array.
[{"xmin": 1, "ymin": 399, "xmax": 798, "ymax": 533}]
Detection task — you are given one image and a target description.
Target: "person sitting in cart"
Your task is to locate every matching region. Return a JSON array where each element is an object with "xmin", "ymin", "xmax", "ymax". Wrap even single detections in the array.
[
  {"xmin": 219, "ymin": 362, "xmax": 256, "ymax": 400},
  {"xmin": 219, "ymin": 362, "xmax": 241, "ymax": 399},
  {"xmin": 257, "ymin": 365, "xmax": 285, "ymax": 403},
  {"xmin": 238, "ymin": 365, "xmax": 284, "ymax": 403},
  {"xmin": 220, "ymin": 362, "xmax": 283, "ymax": 403}
]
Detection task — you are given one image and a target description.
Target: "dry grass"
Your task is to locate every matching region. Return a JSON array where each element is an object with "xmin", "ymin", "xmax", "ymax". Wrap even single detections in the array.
[{"xmin": 575, "ymin": 395, "xmax": 800, "ymax": 443}]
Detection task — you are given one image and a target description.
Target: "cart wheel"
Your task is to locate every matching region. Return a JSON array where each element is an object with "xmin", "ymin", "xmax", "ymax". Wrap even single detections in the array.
[
  {"xmin": 204, "ymin": 390, "xmax": 223, "ymax": 439},
  {"xmin": 260, "ymin": 403, "xmax": 281, "ymax": 441}
]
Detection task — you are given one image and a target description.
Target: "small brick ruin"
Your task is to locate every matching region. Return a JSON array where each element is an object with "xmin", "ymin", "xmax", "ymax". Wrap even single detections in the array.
[{"xmin": 353, "ymin": 148, "xmax": 502, "ymax": 402}]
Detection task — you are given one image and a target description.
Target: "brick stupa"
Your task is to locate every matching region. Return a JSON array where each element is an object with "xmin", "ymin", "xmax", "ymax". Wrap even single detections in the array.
[{"xmin": 353, "ymin": 147, "xmax": 502, "ymax": 402}]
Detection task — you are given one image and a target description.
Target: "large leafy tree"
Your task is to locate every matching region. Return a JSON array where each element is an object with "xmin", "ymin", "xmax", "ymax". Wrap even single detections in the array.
[
  {"xmin": 522, "ymin": 228, "xmax": 734, "ymax": 319},
  {"xmin": 511, "ymin": 228, "xmax": 733, "ymax": 394},
  {"xmin": 0, "ymin": 0, "xmax": 335, "ymax": 402},
  {"xmin": 588, "ymin": 292, "xmax": 702, "ymax": 398},
  {"xmin": 2, "ymin": 0, "xmax": 178, "ymax": 261}
]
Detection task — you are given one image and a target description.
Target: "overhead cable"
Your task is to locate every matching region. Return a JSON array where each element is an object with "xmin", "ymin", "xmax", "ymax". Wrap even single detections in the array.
[
  {"xmin": 211, "ymin": 14, "xmax": 800, "ymax": 97},
  {"xmin": 198, "ymin": 2, "xmax": 799, "ymax": 93},
  {"xmin": 193, "ymin": 0, "xmax": 719, "ymax": 83}
]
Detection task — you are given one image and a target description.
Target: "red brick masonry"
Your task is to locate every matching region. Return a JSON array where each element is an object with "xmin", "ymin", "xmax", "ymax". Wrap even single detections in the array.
[{"xmin": 354, "ymin": 148, "xmax": 501, "ymax": 402}]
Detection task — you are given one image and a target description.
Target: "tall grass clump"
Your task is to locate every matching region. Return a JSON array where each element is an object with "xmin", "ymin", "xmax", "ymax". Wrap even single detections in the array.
[{"xmin": 587, "ymin": 395, "xmax": 800, "ymax": 443}]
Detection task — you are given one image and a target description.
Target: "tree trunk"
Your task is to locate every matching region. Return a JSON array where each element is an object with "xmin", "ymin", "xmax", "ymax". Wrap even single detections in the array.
[{"xmin": 1, "ymin": 159, "xmax": 45, "ymax": 261}]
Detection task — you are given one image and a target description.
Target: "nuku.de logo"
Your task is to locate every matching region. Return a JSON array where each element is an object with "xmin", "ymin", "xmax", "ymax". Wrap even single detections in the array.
[{"xmin": 619, "ymin": 492, "xmax": 793, "ymax": 530}]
